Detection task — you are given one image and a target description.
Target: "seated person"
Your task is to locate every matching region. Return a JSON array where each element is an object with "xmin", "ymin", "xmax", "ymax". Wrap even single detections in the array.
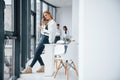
[
  {"xmin": 54, "ymin": 24, "xmax": 62, "ymax": 43},
  {"xmin": 62, "ymin": 26, "xmax": 71, "ymax": 43}
]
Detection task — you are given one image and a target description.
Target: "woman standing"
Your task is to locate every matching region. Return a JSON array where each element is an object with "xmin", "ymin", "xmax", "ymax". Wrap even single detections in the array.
[{"xmin": 21, "ymin": 11, "xmax": 56, "ymax": 74}]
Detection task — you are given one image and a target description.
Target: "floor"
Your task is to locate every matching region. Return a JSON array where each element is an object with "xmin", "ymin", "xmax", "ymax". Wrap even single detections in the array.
[
  {"xmin": 17, "ymin": 69, "xmax": 78, "ymax": 80},
  {"xmin": 17, "ymin": 58, "xmax": 78, "ymax": 80}
]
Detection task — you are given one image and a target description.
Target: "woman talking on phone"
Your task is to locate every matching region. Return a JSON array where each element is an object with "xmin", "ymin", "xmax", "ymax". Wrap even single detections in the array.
[{"xmin": 21, "ymin": 11, "xmax": 57, "ymax": 74}]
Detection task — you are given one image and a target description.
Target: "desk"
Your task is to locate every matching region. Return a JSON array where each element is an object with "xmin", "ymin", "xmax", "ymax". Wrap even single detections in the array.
[{"xmin": 44, "ymin": 44, "xmax": 55, "ymax": 76}]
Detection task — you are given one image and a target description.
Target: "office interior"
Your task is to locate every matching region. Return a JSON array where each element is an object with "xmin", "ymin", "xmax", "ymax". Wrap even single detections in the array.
[{"xmin": 0, "ymin": 0, "xmax": 120, "ymax": 80}]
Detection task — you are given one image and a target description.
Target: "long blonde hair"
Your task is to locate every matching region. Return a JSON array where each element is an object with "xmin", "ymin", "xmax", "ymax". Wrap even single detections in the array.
[{"xmin": 43, "ymin": 11, "xmax": 53, "ymax": 19}]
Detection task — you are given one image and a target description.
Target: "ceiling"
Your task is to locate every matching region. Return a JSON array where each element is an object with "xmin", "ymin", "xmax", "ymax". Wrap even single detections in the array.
[{"xmin": 44, "ymin": 0, "xmax": 72, "ymax": 7}]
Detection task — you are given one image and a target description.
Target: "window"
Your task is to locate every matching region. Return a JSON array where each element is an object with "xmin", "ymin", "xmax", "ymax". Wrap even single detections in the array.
[
  {"xmin": 4, "ymin": 0, "xmax": 16, "ymax": 79},
  {"xmin": 36, "ymin": 0, "xmax": 41, "ymax": 44},
  {"xmin": 42, "ymin": 2, "xmax": 48, "ymax": 12},
  {"xmin": 4, "ymin": 0, "xmax": 14, "ymax": 31},
  {"xmin": 48, "ymin": 6, "xmax": 53, "ymax": 16},
  {"xmin": 53, "ymin": 7, "xmax": 56, "ymax": 20},
  {"xmin": 30, "ymin": 38, "xmax": 35, "ymax": 57},
  {"xmin": 31, "ymin": 15, "xmax": 34, "ymax": 35},
  {"xmin": 31, "ymin": 0, "xmax": 35, "ymax": 12},
  {"xmin": 4, "ymin": 39, "xmax": 15, "ymax": 80},
  {"xmin": 30, "ymin": 0, "xmax": 36, "ymax": 58}
]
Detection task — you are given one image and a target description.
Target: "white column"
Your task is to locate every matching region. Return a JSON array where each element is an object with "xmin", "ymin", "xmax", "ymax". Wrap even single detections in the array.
[{"xmin": 79, "ymin": 0, "xmax": 120, "ymax": 80}]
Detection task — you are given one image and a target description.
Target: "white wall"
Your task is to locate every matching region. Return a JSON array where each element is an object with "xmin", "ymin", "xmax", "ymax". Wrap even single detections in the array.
[
  {"xmin": 72, "ymin": 0, "xmax": 79, "ymax": 42},
  {"xmin": 56, "ymin": 7, "xmax": 72, "ymax": 35},
  {"xmin": 79, "ymin": 0, "xmax": 120, "ymax": 80}
]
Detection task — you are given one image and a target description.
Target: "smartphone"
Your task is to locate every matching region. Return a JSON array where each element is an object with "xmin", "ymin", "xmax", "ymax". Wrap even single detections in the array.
[{"xmin": 43, "ymin": 16, "xmax": 47, "ymax": 21}]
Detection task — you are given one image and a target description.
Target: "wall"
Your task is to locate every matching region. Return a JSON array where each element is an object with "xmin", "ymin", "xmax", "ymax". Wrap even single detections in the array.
[
  {"xmin": 56, "ymin": 7, "xmax": 72, "ymax": 35},
  {"xmin": 79, "ymin": 0, "xmax": 120, "ymax": 80},
  {"xmin": 72, "ymin": 0, "xmax": 79, "ymax": 42}
]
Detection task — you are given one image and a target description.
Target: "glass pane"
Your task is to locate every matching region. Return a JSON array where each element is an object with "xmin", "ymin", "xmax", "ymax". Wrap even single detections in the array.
[
  {"xmin": 31, "ymin": 0, "xmax": 35, "ymax": 11},
  {"xmin": 31, "ymin": 15, "xmax": 34, "ymax": 35},
  {"xmin": 53, "ymin": 7, "xmax": 56, "ymax": 20},
  {"xmin": 42, "ymin": 2, "xmax": 48, "ymax": 13},
  {"xmin": 4, "ymin": 39, "xmax": 15, "ymax": 80},
  {"xmin": 36, "ymin": 0, "xmax": 41, "ymax": 44},
  {"xmin": 4, "ymin": 0, "xmax": 14, "ymax": 31},
  {"xmin": 31, "ymin": 38, "xmax": 34, "ymax": 57},
  {"xmin": 49, "ymin": 6, "xmax": 53, "ymax": 16}
]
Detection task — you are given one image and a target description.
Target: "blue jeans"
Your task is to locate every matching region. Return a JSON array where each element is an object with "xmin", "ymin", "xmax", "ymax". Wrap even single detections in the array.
[
  {"xmin": 64, "ymin": 44, "xmax": 68, "ymax": 53},
  {"xmin": 54, "ymin": 36, "xmax": 60, "ymax": 43},
  {"xmin": 30, "ymin": 35, "xmax": 49, "ymax": 67}
]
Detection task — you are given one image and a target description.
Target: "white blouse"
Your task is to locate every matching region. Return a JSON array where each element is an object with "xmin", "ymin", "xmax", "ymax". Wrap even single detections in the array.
[
  {"xmin": 41, "ymin": 19, "xmax": 57, "ymax": 43},
  {"xmin": 55, "ymin": 28, "xmax": 61, "ymax": 36},
  {"xmin": 61, "ymin": 30, "xmax": 71, "ymax": 41}
]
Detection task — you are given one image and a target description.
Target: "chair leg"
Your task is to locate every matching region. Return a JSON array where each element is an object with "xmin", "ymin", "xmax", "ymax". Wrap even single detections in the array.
[
  {"xmin": 54, "ymin": 60, "xmax": 62, "ymax": 78},
  {"xmin": 72, "ymin": 61, "xmax": 78, "ymax": 76},
  {"xmin": 65, "ymin": 61, "xmax": 69, "ymax": 80},
  {"xmin": 61, "ymin": 60, "xmax": 65, "ymax": 68},
  {"xmin": 65, "ymin": 61, "xmax": 67, "ymax": 75},
  {"xmin": 65, "ymin": 62, "xmax": 66, "ymax": 75},
  {"xmin": 54, "ymin": 58, "xmax": 58, "ymax": 76},
  {"xmin": 54, "ymin": 58, "xmax": 58, "ymax": 70}
]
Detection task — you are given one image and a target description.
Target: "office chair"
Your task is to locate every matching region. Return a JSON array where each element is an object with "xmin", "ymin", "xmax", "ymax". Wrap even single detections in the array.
[{"xmin": 54, "ymin": 40, "xmax": 78, "ymax": 80}]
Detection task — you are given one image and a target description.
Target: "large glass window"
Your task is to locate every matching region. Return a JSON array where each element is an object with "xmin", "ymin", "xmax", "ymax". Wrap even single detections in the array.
[
  {"xmin": 4, "ymin": 0, "xmax": 15, "ymax": 80},
  {"xmin": 4, "ymin": 0, "xmax": 14, "ymax": 31},
  {"xmin": 4, "ymin": 39, "xmax": 15, "ymax": 80},
  {"xmin": 30, "ymin": 0, "xmax": 36, "ymax": 58},
  {"xmin": 30, "ymin": 14, "xmax": 35, "ymax": 57},
  {"xmin": 42, "ymin": 2, "xmax": 48, "ymax": 13},
  {"xmin": 48, "ymin": 6, "xmax": 53, "ymax": 16},
  {"xmin": 30, "ymin": 38, "xmax": 35, "ymax": 57},
  {"xmin": 31, "ymin": 0, "xmax": 35, "ymax": 11},
  {"xmin": 31, "ymin": 15, "xmax": 34, "ymax": 35},
  {"xmin": 53, "ymin": 7, "xmax": 56, "ymax": 20},
  {"xmin": 36, "ymin": 0, "xmax": 41, "ymax": 44}
]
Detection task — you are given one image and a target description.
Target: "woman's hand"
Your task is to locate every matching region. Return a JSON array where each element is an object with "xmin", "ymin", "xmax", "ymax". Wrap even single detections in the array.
[{"xmin": 38, "ymin": 26, "xmax": 43, "ymax": 30}]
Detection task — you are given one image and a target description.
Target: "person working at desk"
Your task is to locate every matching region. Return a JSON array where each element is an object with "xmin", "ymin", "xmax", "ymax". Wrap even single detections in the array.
[
  {"xmin": 62, "ymin": 26, "xmax": 71, "ymax": 42},
  {"xmin": 21, "ymin": 11, "xmax": 57, "ymax": 74},
  {"xmin": 54, "ymin": 24, "xmax": 61, "ymax": 43}
]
